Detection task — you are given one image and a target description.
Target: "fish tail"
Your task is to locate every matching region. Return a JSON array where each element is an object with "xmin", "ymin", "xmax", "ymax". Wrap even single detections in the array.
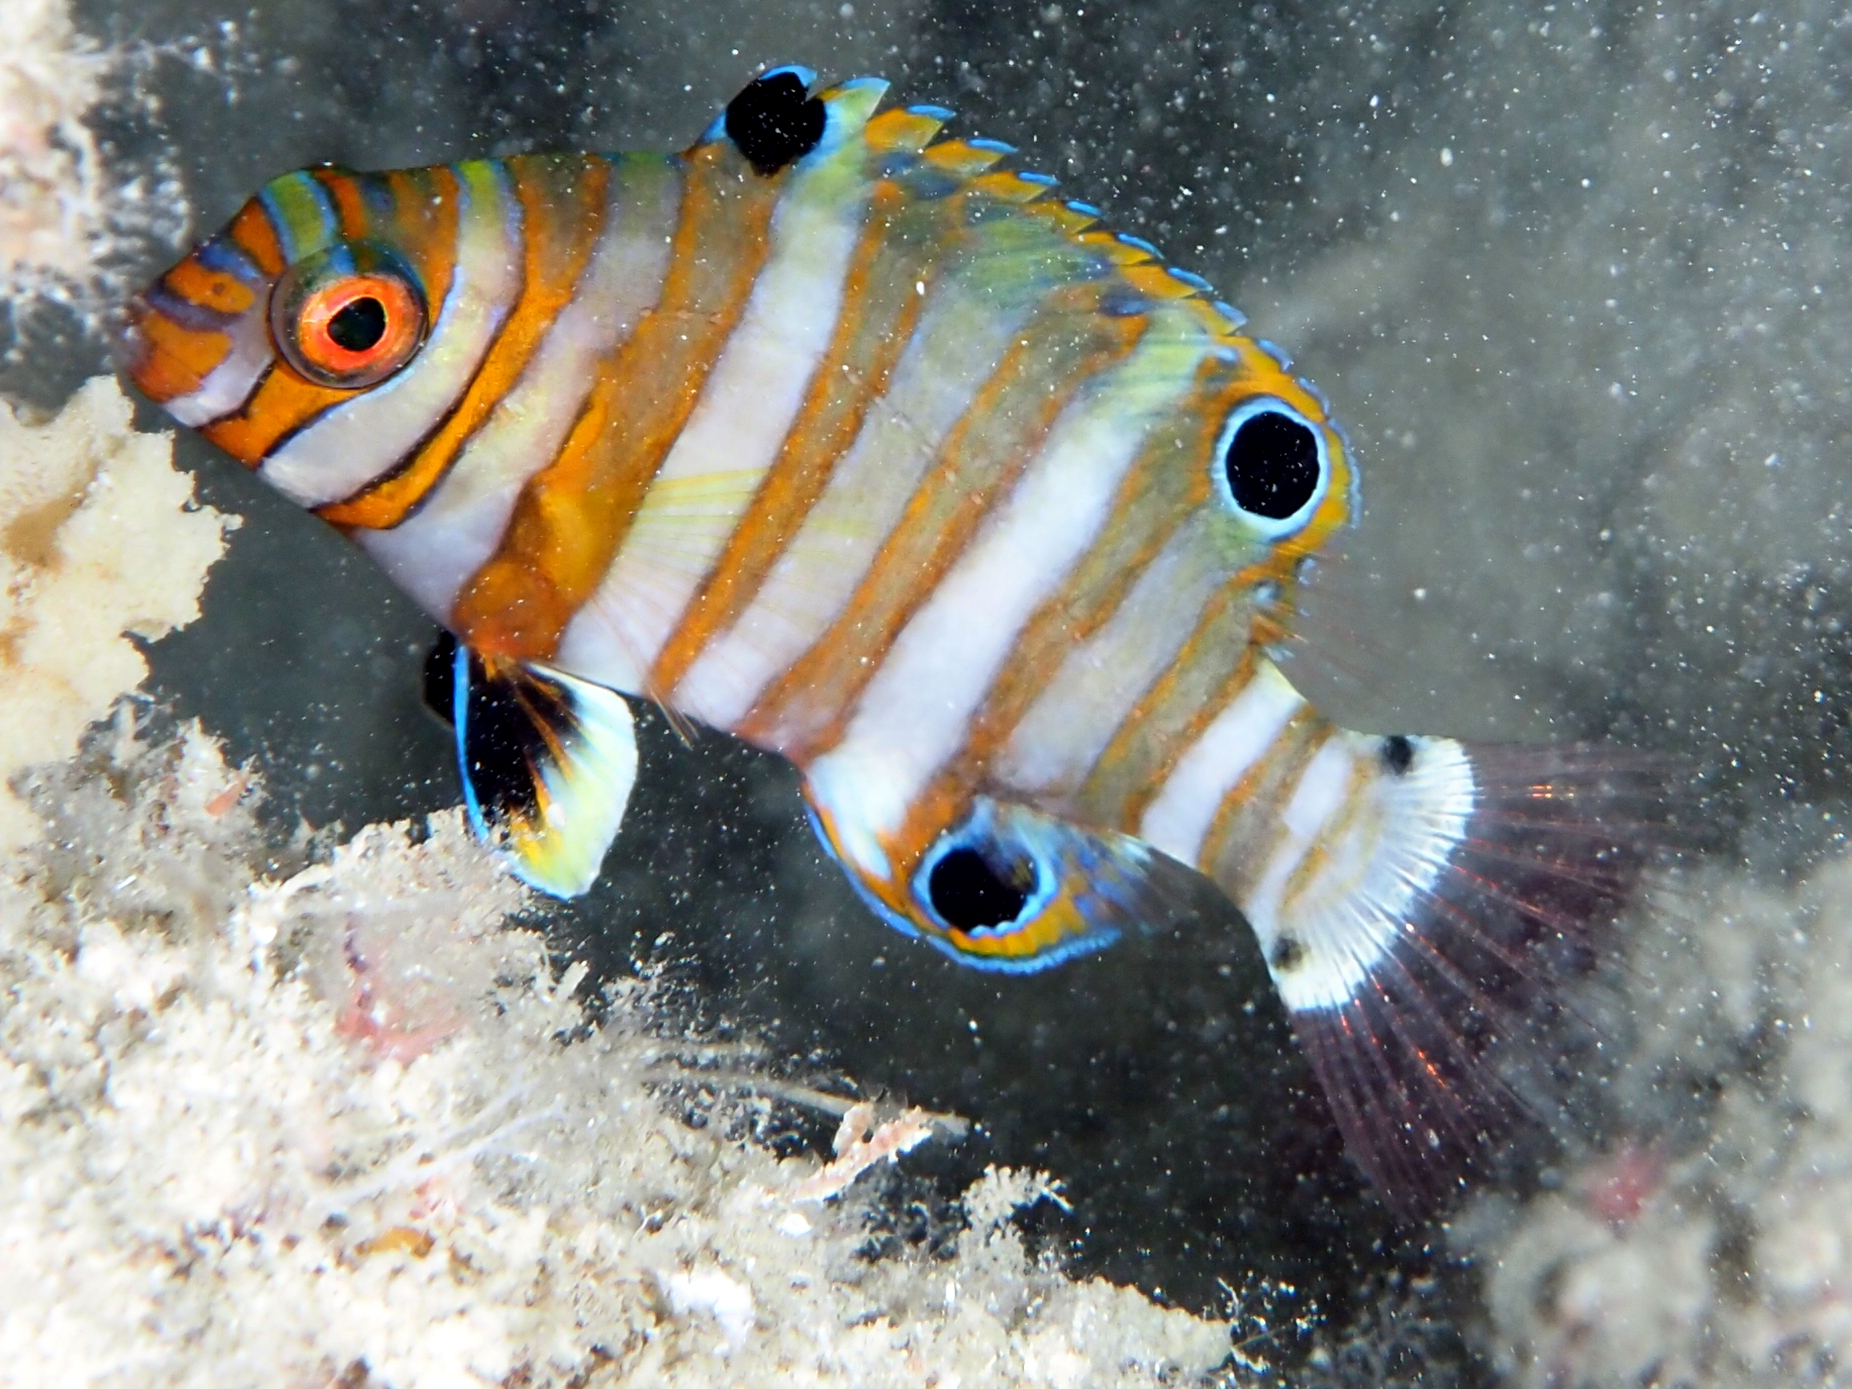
[{"xmin": 1227, "ymin": 729, "xmax": 1661, "ymax": 1211}]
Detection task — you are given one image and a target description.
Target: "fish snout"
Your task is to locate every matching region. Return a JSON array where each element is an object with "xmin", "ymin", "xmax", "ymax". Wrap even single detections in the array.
[
  {"xmin": 112, "ymin": 269, "xmax": 272, "ymax": 431},
  {"xmin": 112, "ymin": 289, "xmax": 160, "ymax": 385}
]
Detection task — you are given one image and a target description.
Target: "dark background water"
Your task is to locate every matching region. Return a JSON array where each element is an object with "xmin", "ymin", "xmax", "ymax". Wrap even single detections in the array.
[{"xmin": 30, "ymin": 0, "xmax": 1852, "ymax": 1378}]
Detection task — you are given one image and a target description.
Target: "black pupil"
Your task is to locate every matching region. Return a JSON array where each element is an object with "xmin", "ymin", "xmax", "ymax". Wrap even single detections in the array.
[
  {"xmin": 1225, "ymin": 410, "xmax": 1321, "ymax": 520},
  {"xmin": 928, "ymin": 846, "xmax": 1033, "ymax": 932},
  {"xmin": 327, "ymin": 295, "xmax": 387, "ymax": 353}
]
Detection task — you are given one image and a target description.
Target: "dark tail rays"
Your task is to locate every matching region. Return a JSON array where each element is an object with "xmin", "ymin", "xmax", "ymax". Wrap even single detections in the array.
[{"xmin": 1277, "ymin": 743, "xmax": 1676, "ymax": 1213}]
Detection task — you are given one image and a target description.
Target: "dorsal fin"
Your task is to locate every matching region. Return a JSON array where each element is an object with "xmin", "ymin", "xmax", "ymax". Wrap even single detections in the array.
[
  {"xmin": 701, "ymin": 69, "xmax": 1335, "ymax": 393},
  {"xmin": 813, "ymin": 71, "xmax": 1358, "ymax": 615}
]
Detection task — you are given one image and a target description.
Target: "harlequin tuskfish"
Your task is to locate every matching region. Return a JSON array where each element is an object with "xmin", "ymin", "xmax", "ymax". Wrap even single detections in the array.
[{"xmin": 121, "ymin": 67, "xmax": 1647, "ymax": 1207}]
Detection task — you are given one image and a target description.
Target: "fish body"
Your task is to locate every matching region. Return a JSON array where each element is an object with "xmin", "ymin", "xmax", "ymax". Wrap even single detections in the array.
[{"xmin": 122, "ymin": 68, "xmax": 1645, "ymax": 1206}]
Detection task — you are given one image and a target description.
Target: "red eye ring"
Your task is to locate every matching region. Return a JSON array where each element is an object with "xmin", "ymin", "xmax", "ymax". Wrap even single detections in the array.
[{"xmin": 270, "ymin": 242, "xmax": 427, "ymax": 389}]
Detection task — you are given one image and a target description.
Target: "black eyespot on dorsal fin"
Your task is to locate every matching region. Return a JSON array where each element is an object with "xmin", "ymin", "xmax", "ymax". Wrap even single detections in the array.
[{"xmin": 724, "ymin": 66, "xmax": 827, "ymax": 176}]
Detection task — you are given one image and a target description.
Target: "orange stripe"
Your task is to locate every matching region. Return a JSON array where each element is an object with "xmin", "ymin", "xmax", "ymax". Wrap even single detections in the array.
[
  {"xmin": 226, "ymin": 199, "xmax": 285, "ymax": 277},
  {"xmin": 123, "ymin": 308, "xmax": 231, "ymax": 405},
  {"xmin": 1063, "ymin": 344, "xmax": 1359, "ymax": 833},
  {"xmin": 387, "ymin": 167, "xmax": 460, "ymax": 341},
  {"xmin": 203, "ymin": 167, "xmax": 462, "ymax": 465},
  {"xmin": 894, "ymin": 344, "xmax": 1335, "ymax": 857},
  {"xmin": 923, "ymin": 355, "xmax": 1233, "ymax": 795},
  {"xmin": 161, "ymin": 257, "xmax": 255, "ymax": 317},
  {"xmin": 737, "ymin": 285, "xmax": 1146, "ymax": 762},
  {"xmin": 314, "ymin": 165, "xmax": 371, "ymax": 239},
  {"xmin": 316, "ymin": 156, "xmax": 609, "ymax": 530},
  {"xmin": 647, "ymin": 178, "xmax": 950, "ymax": 696},
  {"xmin": 449, "ymin": 143, "xmax": 779, "ymax": 665},
  {"xmin": 1272, "ymin": 729, "xmax": 1365, "ymax": 905},
  {"xmin": 1197, "ymin": 706, "xmax": 1327, "ymax": 883},
  {"xmin": 1077, "ymin": 591, "xmax": 1266, "ymax": 832},
  {"xmin": 202, "ymin": 367, "xmax": 355, "ymax": 465}
]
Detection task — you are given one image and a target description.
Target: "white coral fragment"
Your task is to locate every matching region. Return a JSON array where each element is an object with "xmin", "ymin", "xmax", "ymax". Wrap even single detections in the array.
[
  {"xmin": 964, "ymin": 1164, "xmax": 1073, "ymax": 1231},
  {"xmin": 790, "ymin": 1101, "xmax": 937, "ymax": 1203},
  {"xmin": 0, "ymin": 376, "xmax": 233, "ymax": 850},
  {"xmin": 658, "ymin": 1266, "xmax": 757, "ymax": 1349}
]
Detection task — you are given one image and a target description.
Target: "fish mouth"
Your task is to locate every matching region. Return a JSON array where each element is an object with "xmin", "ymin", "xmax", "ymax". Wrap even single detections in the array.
[
  {"xmin": 112, "ymin": 277, "xmax": 273, "ymax": 430},
  {"xmin": 111, "ymin": 287, "xmax": 215, "ymax": 410}
]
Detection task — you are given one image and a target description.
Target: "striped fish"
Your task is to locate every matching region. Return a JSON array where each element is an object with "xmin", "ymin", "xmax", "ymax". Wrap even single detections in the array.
[{"xmin": 120, "ymin": 67, "xmax": 1649, "ymax": 1208}]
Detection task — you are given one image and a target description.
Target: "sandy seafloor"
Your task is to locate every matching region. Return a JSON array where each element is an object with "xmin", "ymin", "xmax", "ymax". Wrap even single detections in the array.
[{"xmin": 7, "ymin": 0, "xmax": 1852, "ymax": 1383}]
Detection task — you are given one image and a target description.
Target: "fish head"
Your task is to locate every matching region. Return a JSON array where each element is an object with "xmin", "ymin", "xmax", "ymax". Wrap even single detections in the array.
[{"xmin": 119, "ymin": 164, "xmax": 443, "ymax": 494}]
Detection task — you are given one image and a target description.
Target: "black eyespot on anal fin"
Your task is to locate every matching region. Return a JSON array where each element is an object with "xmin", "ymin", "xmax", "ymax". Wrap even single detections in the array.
[
  {"xmin": 724, "ymin": 68, "xmax": 827, "ymax": 176},
  {"xmin": 422, "ymin": 629, "xmax": 459, "ymax": 727},
  {"xmin": 1381, "ymin": 734, "xmax": 1415, "ymax": 775},
  {"xmin": 927, "ymin": 845, "xmax": 1034, "ymax": 933}
]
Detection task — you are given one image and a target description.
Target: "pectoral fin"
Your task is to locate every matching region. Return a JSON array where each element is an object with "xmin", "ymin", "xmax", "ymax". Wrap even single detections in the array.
[{"xmin": 427, "ymin": 632, "xmax": 638, "ymax": 898}]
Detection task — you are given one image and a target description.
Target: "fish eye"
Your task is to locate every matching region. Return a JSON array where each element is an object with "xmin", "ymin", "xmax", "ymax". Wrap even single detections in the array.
[
  {"xmin": 1213, "ymin": 398, "xmax": 1329, "ymax": 536},
  {"xmin": 270, "ymin": 241, "xmax": 426, "ymax": 389},
  {"xmin": 926, "ymin": 843, "xmax": 1038, "ymax": 933}
]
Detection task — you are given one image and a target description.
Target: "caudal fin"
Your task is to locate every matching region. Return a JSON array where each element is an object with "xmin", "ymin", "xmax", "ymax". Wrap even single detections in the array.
[{"xmin": 1229, "ymin": 732, "xmax": 1661, "ymax": 1211}]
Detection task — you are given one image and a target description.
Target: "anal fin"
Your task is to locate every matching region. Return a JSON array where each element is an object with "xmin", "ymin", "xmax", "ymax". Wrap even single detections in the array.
[
  {"xmin": 437, "ymin": 632, "xmax": 639, "ymax": 898},
  {"xmin": 803, "ymin": 774, "xmax": 1197, "ymax": 973}
]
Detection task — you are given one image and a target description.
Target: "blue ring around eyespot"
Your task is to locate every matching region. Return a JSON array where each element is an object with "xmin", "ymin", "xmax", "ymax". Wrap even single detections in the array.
[
  {"xmin": 1209, "ymin": 396, "xmax": 1332, "ymax": 540},
  {"xmin": 910, "ymin": 804, "xmax": 1058, "ymax": 940}
]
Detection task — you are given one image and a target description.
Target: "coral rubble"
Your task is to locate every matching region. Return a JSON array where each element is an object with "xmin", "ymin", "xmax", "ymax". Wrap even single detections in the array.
[
  {"xmin": 0, "ymin": 0, "xmax": 183, "ymax": 332},
  {"xmin": 0, "ymin": 381, "xmax": 1234, "ymax": 1384},
  {"xmin": 0, "ymin": 726, "xmax": 1236, "ymax": 1388}
]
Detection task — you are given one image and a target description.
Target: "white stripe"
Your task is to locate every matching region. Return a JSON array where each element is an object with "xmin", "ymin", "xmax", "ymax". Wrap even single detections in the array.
[
  {"xmin": 669, "ymin": 282, "xmax": 1028, "ymax": 733},
  {"xmin": 803, "ymin": 329, "xmax": 1197, "ymax": 879},
  {"xmin": 258, "ymin": 162, "xmax": 522, "ymax": 510},
  {"xmin": 164, "ymin": 307, "xmax": 272, "ymax": 427},
  {"xmin": 1253, "ymin": 734, "xmax": 1477, "ymax": 1012},
  {"xmin": 1241, "ymin": 735, "xmax": 1359, "ymax": 983},
  {"xmin": 996, "ymin": 514, "xmax": 1223, "ymax": 800},
  {"xmin": 359, "ymin": 160, "xmax": 680, "ymax": 624},
  {"xmin": 1137, "ymin": 659, "xmax": 1305, "ymax": 867},
  {"xmin": 554, "ymin": 150, "xmax": 871, "ymax": 695}
]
